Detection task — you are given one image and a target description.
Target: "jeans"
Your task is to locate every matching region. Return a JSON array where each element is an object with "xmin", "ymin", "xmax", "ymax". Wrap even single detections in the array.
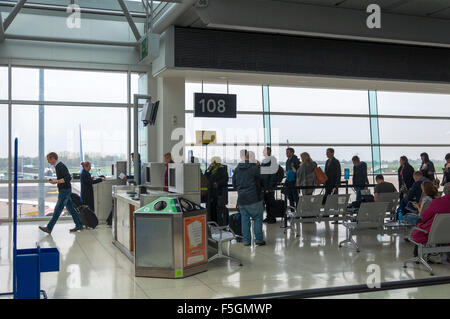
[
  {"xmin": 47, "ymin": 188, "xmax": 83, "ymax": 231},
  {"xmin": 239, "ymin": 201, "xmax": 264, "ymax": 244},
  {"xmin": 285, "ymin": 181, "xmax": 299, "ymax": 211},
  {"xmin": 355, "ymin": 187, "xmax": 363, "ymax": 202}
]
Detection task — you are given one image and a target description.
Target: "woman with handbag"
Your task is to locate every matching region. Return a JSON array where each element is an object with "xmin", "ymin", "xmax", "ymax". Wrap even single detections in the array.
[{"xmin": 296, "ymin": 152, "xmax": 317, "ymax": 196}]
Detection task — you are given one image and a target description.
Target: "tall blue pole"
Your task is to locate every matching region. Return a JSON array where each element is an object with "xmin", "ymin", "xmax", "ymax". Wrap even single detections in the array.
[
  {"xmin": 13, "ymin": 137, "xmax": 18, "ymax": 297},
  {"xmin": 38, "ymin": 69, "xmax": 45, "ymax": 217}
]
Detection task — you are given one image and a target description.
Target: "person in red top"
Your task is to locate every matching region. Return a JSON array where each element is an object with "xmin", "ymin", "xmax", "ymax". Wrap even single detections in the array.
[{"xmin": 411, "ymin": 183, "xmax": 450, "ymax": 247}]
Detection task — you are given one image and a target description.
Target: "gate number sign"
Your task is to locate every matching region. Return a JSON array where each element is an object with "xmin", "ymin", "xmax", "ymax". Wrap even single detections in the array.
[{"xmin": 194, "ymin": 93, "xmax": 237, "ymax": 118}]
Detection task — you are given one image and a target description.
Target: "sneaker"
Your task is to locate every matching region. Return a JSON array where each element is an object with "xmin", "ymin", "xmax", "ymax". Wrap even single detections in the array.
[
  {"xmin": 255, "ymin": 241, "xmax": 266, "ymax": 246},
  {"xmin": 39, "ymin": 226, "xmax": 51, "ymax": 234},
  {"xmin": 70, "ymin": 226, "xmax": 83, "ymax": 232}
]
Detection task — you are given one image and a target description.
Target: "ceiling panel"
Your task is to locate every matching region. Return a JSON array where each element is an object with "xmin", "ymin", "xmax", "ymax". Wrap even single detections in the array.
[
  {"xmin": 336, "ymin": 0, "xmax": 408, "ymax": 10},
  {"xmin": 385, "ymin": 0, "xmax": 450, "ymax": 16},
  {"xmin": 270, "ymin": 0, "xmax": 343, "ymax": 6}
]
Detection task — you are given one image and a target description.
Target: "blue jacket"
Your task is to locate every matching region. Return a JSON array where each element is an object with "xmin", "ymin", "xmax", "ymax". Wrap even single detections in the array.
[{"xmin": 232, "ymin": 161, "xmax": 261, "ymax": 206}]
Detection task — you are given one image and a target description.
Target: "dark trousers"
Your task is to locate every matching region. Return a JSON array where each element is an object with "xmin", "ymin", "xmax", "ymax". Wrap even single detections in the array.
[
  {"xmin": 285, "ymin": 181, "xmax": 299, "ymax": 211},
  {"xmin": 207, "ymin": 195, "xmax": 228, "ymax": 226},
  {"xmin": 322, "ymin": 184, "xmax": 338, "ymax": 205},
  {"xmin": 263, "ymin": 191, "xmax": 275, "ymax": 220}
]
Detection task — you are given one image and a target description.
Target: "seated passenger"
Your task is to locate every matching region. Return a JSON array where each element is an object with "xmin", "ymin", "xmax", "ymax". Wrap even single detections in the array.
[
  {"xmin": 374, "ymin": 174, "xmax": 397, "ymax": 201},
  {"xmin": 410, "ymin": 183, "xmax": 450, "ymax": 256},
  {"xmin": 399, "ymin": 171, "xmax": 426, "ymax": 216},
  {"xmin": 404, "ymin": 181, "xmax": 439, "ymax": 225}
]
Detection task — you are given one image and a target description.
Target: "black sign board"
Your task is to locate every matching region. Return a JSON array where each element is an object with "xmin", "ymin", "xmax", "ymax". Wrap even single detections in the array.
[{"xmin": 194, "ymin": 93, "xmax": 237, "ymax": 118}]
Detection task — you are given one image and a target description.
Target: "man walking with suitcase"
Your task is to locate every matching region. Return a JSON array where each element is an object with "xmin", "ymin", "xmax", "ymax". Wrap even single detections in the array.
[
  {"xmin": 39, "ymin": 152, "xmax": 84, "ymax": 234},
  {"xmin": 232, "ymin": 149, "xmax": 266, "ymax": 246}
]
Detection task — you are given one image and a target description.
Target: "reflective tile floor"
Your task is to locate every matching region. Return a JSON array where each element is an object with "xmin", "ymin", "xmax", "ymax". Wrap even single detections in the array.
[{"xmin": 1, "ymin": 220, "xmax": 450, "ymax": 299}]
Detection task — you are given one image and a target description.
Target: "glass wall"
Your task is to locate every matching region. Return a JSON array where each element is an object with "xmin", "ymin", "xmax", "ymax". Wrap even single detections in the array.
[
  {"xmin": 1, "ymin": 66, "xmax": 140, "ymax": 220},
  {"xmin": 185, "ymin": 82, "xmax": 450, "ymax": 193}
]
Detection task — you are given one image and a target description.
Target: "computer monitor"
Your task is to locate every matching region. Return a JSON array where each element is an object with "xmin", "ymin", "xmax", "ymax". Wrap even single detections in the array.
[
  {"xmin": 141, "ymin": 100, "xmax": 152, "ymax": 126},
  {"xmin": 149, "ymin": 101, "xmax": 159, "ymax": 125}
]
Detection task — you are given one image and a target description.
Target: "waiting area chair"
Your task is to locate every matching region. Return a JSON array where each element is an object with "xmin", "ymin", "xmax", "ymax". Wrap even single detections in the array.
[
  {"xmin": 207, "ymin": 221, "xmax": 243, "ymax": 266},
  {"xmin": 403, "ymin": 213, "xmax": 450, "ymax": 276},
  {"xmin": 339, "ymin": 202, "xmax": 390, "ymax": 252},
  {"xmin": 322, "ymin": 194, "xmax": 351, "ymax": 221},
  {"xmin": 377, "ymin": 192, "xmax": 400, "ymax": 219}
]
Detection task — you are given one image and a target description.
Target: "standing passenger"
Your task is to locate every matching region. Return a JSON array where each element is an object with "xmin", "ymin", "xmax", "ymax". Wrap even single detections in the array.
[
  {"xmin": 398, "ymin": 156, "xmax": 415, "ymax": 199},
  {"xmin": 261, "ymin": 147, "xmax": 278, "ymax": 224},
  {"xmin": 80, "ymin": 161, "xmax": 105, "ymax": 212},
  {"xmin": 39, "ymin": 152, "xmax": 84, "ymax": 234},
  {"xmin": 420, "ymin": 152, "xmax": 435, "ymax": 182},
  {"xmin": 232, "ymin": 150, "xmax": 265, "ymax": 246},
  {"xmin": 205, "ymin": 156, "xmax": 229, "ymax": 226},
  {"xmin": 296, "ymin": 152, "xmax": 317, "ymax": 196},
  {"xmin": 352, "ymin": 155, "xmax": 369, "ymax": 202},
  {"xmin": 323, "ymin": 148, "xmax": 341, "ymax": 204},
  {"xmin": 284, "ymin": 148, "xmax": 300, "ymax": 210},
  {"xmin": 441, "ymin": 153, "xmax": 450, "ymax": 186},
  {"xmin": 163, "ymin": 152, "xmax": 174, "ymax": 192}
]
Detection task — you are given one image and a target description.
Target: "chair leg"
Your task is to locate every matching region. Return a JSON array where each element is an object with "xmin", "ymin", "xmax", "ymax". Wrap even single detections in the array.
[
  {"xmin": 403, "ymin": 257, "xmax": 419, "ymax": 268},
  {"xmin": 339, "ymin": 229, "xmax": 359, "ymax": 252},
  {"xmin": 418, "ymin": 256, "xmax": 434, "ymax": 275}
]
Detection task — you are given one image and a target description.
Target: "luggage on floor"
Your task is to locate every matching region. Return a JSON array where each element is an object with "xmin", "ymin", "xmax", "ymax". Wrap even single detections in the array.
[
  {"xmin": 267, "ymin": 199, "xmax": 287, "ymax": 218},
  {"xmin": 78, "ymin": 205, "xmax": 99, "ymax": 229},
  {"xmin": 229, "ymin": 212, "xmax": 242, "ymax": 239}
]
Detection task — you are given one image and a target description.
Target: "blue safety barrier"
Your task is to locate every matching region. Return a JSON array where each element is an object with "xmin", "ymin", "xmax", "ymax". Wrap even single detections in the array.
[{"xmin": 0, "ymin": 138, "xmax": 60, "ymax": 299}]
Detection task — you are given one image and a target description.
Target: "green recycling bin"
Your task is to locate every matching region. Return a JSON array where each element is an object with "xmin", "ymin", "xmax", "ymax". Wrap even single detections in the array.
[{"xmin": 133, "ymin": 197, "xmax": 208, "ymax": 278}]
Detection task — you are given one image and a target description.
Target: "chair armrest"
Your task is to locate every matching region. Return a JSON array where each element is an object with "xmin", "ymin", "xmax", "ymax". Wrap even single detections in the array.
[{"xmin": 413, "ymin": 227, "xmax": 428, "ymax": 234}]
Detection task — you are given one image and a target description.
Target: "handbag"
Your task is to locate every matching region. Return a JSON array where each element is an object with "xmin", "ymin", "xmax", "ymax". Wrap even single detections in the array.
[{"xmin": 314, "ymin": 166, "xmax": 328, "ymax": 185}]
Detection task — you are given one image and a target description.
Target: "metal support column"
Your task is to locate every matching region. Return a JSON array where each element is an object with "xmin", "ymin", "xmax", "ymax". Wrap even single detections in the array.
[
  {"xmin": 38, "ymin": 69, "xmax": 45, "ymax": 217},
  {"xmin": 8, "ymin": 64, "xmax": 12, "ymax": 221},
  {"xmin": 262, "ymin": 85, "xmax": 271, "ymax": 147},
  {"xmin": 117, "ymin": 0, "xmax": 141, "ymax": 41},
  {"xmin": 368, "ymin": 90, "xmax": 382, "ymax": 183},
  {"xmin": 0, "ymin": 12, "xmax": 5, "ymax": 42},
  {"xmin": 3, "ymin": 0, "xmax": 28, "ymax": 31}
]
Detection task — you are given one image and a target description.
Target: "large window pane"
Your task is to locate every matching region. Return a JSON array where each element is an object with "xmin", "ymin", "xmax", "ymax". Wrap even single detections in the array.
[
  {"xmin": 270, "ymin": 115, "xmax": 371, "ymax": 144},
  {"xmin": 185, "ymin": 82, "xmax": 263, "ymax": 111},
  {"xmin": 44, "ymin": 69, "xmax": 128, "ymax": 103},
  {"xmin": 12, "ymin": 67, "xmax": 40, "ymax": 100},
  {"xmin": 378, "ymin": 91, "xmax": 450, "ymax": 117},
  {"xmin": 45, "ymin": 106, "xmax": 127, "ymax": 174},
  {"xmin": 185, "ymin": 113, "xmax": 265, "ymax": 144},
  {"xmin": 380, "ymin": 146, "xmax": 449, "ymax": 190},
  {"xmin": 0, "ymin": 105, "xmax": 7, "ymax": 220},
  {"xmin": 0, "ymin": 66, "xmax": 7, "ymax": 100},
  {"xmin": 379, "ymin": 118, "xmax": 450, "ymax": 144},
  {"xmin": 269, "ymin": 87, "xmax": 369, "ymax": 114}
]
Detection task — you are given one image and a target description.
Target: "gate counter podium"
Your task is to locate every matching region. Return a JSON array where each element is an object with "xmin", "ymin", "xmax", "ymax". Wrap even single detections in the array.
[{"xmin": 133, "ymin": 197, "xmax": 208, "ymax": 278}]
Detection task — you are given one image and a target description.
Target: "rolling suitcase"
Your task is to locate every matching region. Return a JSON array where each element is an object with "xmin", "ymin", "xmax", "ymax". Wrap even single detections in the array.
[
  {"xmin": 70, "ymin": 193, "xmax": 83, "ymax": 209},
  {"xmin": 267, "ymin": 199, "xmax": 287, "ymax": 218},
  {"xmin": 78, "ymin": 205, "xmax": 99, "ymax": 229},
  {"xmin": 229, "ymin": 212, "xmax": 242, "ymax": 241}
]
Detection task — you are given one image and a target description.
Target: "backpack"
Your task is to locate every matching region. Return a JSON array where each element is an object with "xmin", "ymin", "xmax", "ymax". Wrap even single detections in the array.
[{"xmin": 276, "ymin": 165, "xmax": 285, "ymax": 184}]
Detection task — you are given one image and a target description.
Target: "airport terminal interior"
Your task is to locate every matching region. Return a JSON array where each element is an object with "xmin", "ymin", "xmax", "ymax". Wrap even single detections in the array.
[{"xmin": 0, "ymin": 0, "xmax": 450, "ymax": 299}]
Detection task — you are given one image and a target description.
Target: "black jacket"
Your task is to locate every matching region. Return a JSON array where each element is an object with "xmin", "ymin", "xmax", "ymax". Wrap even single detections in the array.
[
  {"xmin": 260, "ymin": 159, "xmax": 277, "ymax": 191},
  {"xmin": 408, "ymin": 177, "xmax": 426, "ymax": 202},
  {"xmin": 325, "ymin": 157, "xmax": 341, "ymax": 188},
  {"xmin": 55, "ymin": 162, "xmax": 72, "ymax": 190},
  {"xmin": 80, "ymin": 169, "xmax": 102, "ymax": 211},
  {"xmin": 353, "ymin": 162, "xmax": 369, "ymax": 187},
  {"xmin": 398, "ymin": 163, "xmax": 415, "ymax": 190},
  {"xmin": 205, "ymin": 165, "xmax": 228, "ymax": 204},
  {"xmin": 232, "ymin": 161, "xmax": 261, "ymax": 206},
  {"xmin": 286, "ymin": 155, "xmax": 300, "ymax": 172}
]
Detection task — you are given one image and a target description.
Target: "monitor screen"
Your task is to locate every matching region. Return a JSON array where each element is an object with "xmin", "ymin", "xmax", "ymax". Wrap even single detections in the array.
[
  {"xmin": 169, "ymin": 168, "xmax": 176, "ymax": 187},
  {"xmin": 146, "ymin": 167, "xmax": 151, "ymax": 184},
  {"xmin": 141, "ymin": 100, "xmax": 152, "ymax": 126},
  {"xmin": 149, "ymin": 101, "xmax": 159, "ymax": 125}
]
